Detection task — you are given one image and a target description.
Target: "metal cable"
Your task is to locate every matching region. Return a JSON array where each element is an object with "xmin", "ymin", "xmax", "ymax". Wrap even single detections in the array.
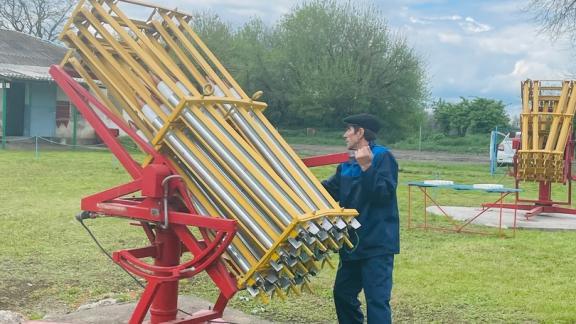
[{"xmin": 76, "ymin": 216, "xmax": 193, "ymax": 317}]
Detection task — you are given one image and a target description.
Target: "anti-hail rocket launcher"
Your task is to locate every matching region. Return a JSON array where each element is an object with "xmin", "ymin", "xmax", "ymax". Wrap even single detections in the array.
[{"xmin": 52, "ymin": 0, "xmax": 359, "ymax": 321}]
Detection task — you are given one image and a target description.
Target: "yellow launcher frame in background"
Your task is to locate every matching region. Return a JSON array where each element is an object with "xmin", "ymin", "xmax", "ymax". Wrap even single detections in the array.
[
  {"xmin": 518, "ymin": 80, "xmax": 576, "ymax": 183},
  {"xmin": 59, "ymin": 0, "xmax": 359, "ymax": 302}
]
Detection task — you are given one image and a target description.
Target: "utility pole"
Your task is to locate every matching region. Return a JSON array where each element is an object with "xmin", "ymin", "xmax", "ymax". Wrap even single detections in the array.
[
  {"xmin": 419, "ymin": 123, "xmax": 422, "ymax": 151},
  {"xmin": 1, "ymin": 80, "xmax": 10, "ymax": 149}
]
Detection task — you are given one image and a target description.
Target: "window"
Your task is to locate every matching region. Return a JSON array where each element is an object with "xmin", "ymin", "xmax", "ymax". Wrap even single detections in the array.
[{"xmin": 56, "ymin": 100, "xmax": 71, "ymax": 127}]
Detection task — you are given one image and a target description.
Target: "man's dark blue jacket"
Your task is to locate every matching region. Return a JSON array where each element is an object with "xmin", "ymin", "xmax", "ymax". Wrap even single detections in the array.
[{"xmin": 322, "ymin": 143, "xmax": 400, "ymax": 260}]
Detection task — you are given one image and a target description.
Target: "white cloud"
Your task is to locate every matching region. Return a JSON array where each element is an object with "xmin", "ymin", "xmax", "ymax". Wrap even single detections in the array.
[
  {"xmin": 405, "ymin": 17, "xmax": 570, "ymax": 115},
  {"xmin": 483, "ymin": 60, "xmax": 566, "ymax": 93},
  {"xmin": 409, "ymin": 16, "xmax": 430, "ymax": 25},
  {"xmin": 475, "ymin": 24, "xmax": 573, "ymax": 73},
  {"xmin": 387, "ymin": 0, "xmax": 575, "ymax": 116},
  {"xmin": 411, "ymin": 15, "xmax": 462, "ymax": 23},
  {"xmin": 460, "ymin": 16, "xmax": 491, "ymax": 33},
  {"xmin": 438, "ymin": 32, "xmax": 463, "ymax": 44},
  {"xmin": 475, "ymin": 24, "xmax": 547, "ymax": 54},
  {"xmin": 510, "ymin": 60, "xmax": 549, "ymax": 77},
  {"xmin": 179, "ymin": 0, "xmax": 295, "ymax": 23},
  {"xmin": 478, "ymin": 59, "xmax": 568, "ymax": 116},
  {"xmin": 427, "ymin": 15, "xmax": 462, "ymax": 21},
  {"xmin": 408, "ymin": 14, "xmax": 490, "ymax": 33}
]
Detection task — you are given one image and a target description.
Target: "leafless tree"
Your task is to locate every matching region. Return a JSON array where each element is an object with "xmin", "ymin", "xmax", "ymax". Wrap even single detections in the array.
[
  {"xmin": 528, "ymin": 0, "xmax": 576, "ymax": 40},
  {"xmin": 0, "ymin": 0, "xmax": 75, "ymax": 41}
]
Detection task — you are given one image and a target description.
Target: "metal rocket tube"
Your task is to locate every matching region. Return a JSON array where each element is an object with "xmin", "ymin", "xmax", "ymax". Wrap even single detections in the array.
[
  {"xmin": 186, "ymin": 171, "xmax": 265, "ymax": 261},
  {"xmin": 182, "ymin": 110, "xmax": 294, "ymax": 225},
  {"xmin": 139, "ymin": 99, "xmax": 277, "ymax": 248},
  {"xmin": 175, "ymin": 82, "xmax": 307, "ymax": 215},
  {"xmin": 188, "ymin": 184, "xmax": 254, "ymax": 273},
  {"xmin": 249, "ymin": 112, "xmax": 333, "ymax": 208},
  {"xmin": 211, "ymin": 84, "xmax": 332, "ymax": 210},
  {"xmin": 159, "ymin": 80, "xmax": 305, "ymax": 224}
]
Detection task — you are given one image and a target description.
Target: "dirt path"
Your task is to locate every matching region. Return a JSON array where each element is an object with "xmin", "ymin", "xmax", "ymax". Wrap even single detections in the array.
[{"xmin": 290, "ymin": 144, "xmax": 488, "ymax": 163}]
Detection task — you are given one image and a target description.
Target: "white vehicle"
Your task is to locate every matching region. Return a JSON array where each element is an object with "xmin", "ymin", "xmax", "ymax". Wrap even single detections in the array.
[{"xmin": 496, "ymin": 131, "xmax": 521, "ymax": 165}]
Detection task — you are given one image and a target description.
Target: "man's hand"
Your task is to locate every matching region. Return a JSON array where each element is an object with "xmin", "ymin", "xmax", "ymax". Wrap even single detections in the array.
[{"xmin": 355, "ymin": 146, "xmax": 373, "ymax": 171}]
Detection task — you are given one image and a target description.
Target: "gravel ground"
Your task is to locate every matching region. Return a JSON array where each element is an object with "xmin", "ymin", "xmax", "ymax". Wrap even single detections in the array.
[{"xmin": 290, "ymin": 144, "xmax": 488, "ymax": 163}]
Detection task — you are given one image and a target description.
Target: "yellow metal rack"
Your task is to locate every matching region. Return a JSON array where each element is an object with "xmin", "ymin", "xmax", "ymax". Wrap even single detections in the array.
[
  {"xmin": 518, "ymin": 80, "xmax": 576, "ymax": 182},
  {"xmin": 59, "ymin": 0, "xmax": 359, "ymax": 301}
]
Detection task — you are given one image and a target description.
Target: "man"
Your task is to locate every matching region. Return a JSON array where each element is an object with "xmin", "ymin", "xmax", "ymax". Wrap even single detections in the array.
[{"xmin": 322, "ymin": 113, "xmax": 400, "ymax": 324}]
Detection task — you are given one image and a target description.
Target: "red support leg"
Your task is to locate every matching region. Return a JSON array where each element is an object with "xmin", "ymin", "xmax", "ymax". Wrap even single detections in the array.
[
  {"xmin": 538, "ymin": 181, "xmax": 552, "ymax": 203},
  {"xmin": 150, "ymin": 228, "xmax": 181, "ymax": 323},
  {"xmin": 130, "ymin": 281, "xmax": 160, "ymax": 324}
]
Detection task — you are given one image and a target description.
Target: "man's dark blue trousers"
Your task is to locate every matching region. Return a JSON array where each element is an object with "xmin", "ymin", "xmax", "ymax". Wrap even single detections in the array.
[{"xmin": 333, "ymin": 254, "xmax": 394, "ymax": 324}]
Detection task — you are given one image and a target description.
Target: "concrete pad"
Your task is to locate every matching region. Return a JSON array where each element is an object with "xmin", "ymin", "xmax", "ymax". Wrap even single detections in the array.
[
  {"xmin": 426, "ymin": 206, "xmax": 576, "ymax": 231},
  {"xmin": 33, "ymin": 295, "xmax": 274, "ymax": 324}
]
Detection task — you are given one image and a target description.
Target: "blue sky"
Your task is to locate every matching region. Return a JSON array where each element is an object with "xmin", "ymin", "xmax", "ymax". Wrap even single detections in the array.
[{"xmin": 135, "ymin": 0, "xmax": 575, "ymax": 117}]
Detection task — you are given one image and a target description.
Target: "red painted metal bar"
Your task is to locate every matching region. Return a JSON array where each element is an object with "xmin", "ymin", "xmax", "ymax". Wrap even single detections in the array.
[
  {"xmin": 85, "ymin": 202, "xmax": 237, "ymax": 229},
  {"xmin": 301, "ymin": 152, "xmax": 349, "ymax": 167},
  {"xmin": 80, "ymin": 179, "xmax": 142, "ymax": 210},
  {"xmin": 173, "ymin": 226, "xmax": 233, "ymax": 274},
  {"xmin": 525, "ymin": 206, "xmax": 544, "ymax": 218},
  {"xmin": 203, "ymin": 261, "xmax": 238, "ymax": 299},
  {"xmin": 50, "ymin": 65, "xmax": 159, "ymax": 160},
  {"xmin": 49, "ymin": 65, "xmax": 151, "ymax": 178},
  {"xmin": 516, "ymin": 196, "xmax": 571, "ymax": 205},
  {"xmin": 213, "ymin": 293, "xmax": 230, "ymax": 316},
  {"xmin": 419, "ymin": 187, "xmax": 460, "ymax": 228},
  {"xmin": 123, "ymin": 246, "xmax": 157, "ymax": 259},
  {"xmin": 130, "ymin": 281, "xmax": 161, "ymax": 324},
  {"xmin": 456, "ymin": 192, "xmax": 511, "ymax": 231}
]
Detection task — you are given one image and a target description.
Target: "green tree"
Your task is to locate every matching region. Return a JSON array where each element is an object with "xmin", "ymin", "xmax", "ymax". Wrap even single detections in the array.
[
  {"xmin": 228, "ymin": 19, "xmax": 285, "ymax": 123},
  {"xmin": 468, "ymin": 97, "xmax": 510, "ymax": 133},
  {"xmin": 184, "ymin": 1, "xmax": 427, "ymax": 142},
  {"xmin": 229, "ymin": 19, "xmax": 270, "ymax": 92},
  {"xmin": 187, "ymin": 12, "xmax": 235, "ymax": 71},
  {"xmin": 432, "ymin": 99, "xmax": 453, "ymax": 135},
  {"xmin": 433, "ymin": 97, "xmax": 510, "ymax": 136},
  {"xmin": 267, "ymin": 0, "xmax": 427, "ymax": 141}
]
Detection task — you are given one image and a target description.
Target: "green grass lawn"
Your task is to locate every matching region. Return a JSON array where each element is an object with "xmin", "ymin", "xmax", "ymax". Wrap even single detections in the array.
[{"xmin": 1, "ymin": 149, "xmax": 575, "ymax": 322}]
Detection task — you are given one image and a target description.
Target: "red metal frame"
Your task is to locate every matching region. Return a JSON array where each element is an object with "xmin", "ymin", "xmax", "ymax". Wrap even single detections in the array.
[
  {"xmin": 49, "ymin": 65, "xmax": 239, "ymax": 324},
  {"xmin": 408, "ymin": 184, "xmax": 517, "ymax": 238}
]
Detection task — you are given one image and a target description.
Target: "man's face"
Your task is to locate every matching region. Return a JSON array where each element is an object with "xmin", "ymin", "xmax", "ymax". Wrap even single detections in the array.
[{"xmin": 344, "ymin": 126, "xmax": 363, "ymax": 150}]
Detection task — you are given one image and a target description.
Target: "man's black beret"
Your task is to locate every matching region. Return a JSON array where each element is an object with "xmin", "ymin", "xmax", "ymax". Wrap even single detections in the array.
[{"xmin": 343, "ymin": 113, "xmax": 381, "ymax": 133}]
